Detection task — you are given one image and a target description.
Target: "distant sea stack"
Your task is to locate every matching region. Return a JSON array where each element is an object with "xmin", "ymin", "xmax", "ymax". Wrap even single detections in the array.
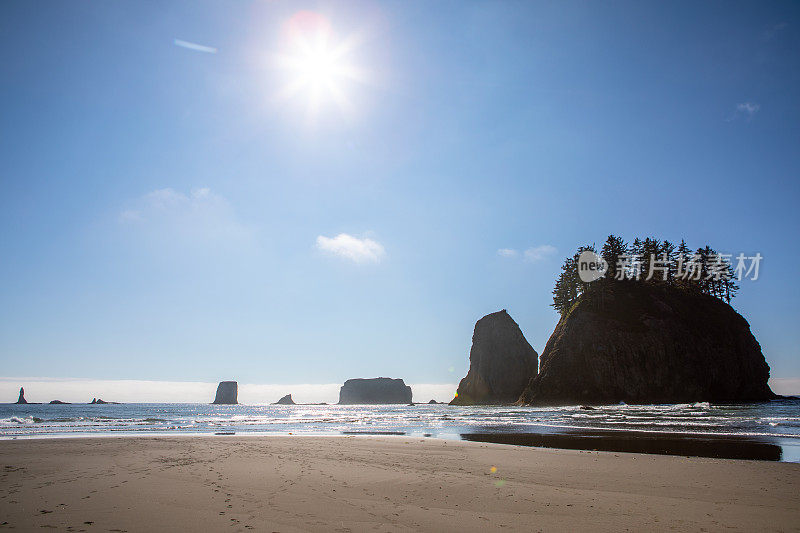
[
  {"xmin": 338, "ymin": 378, "xmax": 412, "ymax": 405},
  {"xmin": 518, "ymin": 282, "xmax": 776, "ymax": 406},
  {"xmin": 273, "ymin": 394, "xmax": 295, "ymax": 405},
  {"xmin": 90, "ymin": 398, "xmax": 119, "ymax": 404},
  {"xmin": 212, "ymin": 381, "xmax": 238, "ymax": 404},
  {"xmin": 15, "ymin": 387, "xmax": 27, "ymax": 404},
  {"xmin": 450, "ymin": 310, "xmax": 539, "ymax": 405}
]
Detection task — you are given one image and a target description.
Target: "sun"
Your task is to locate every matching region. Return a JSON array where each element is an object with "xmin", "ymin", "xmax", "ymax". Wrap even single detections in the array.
[{"xmin": 273, "ymin": 11, "xmax": 364, "ymax": 116}]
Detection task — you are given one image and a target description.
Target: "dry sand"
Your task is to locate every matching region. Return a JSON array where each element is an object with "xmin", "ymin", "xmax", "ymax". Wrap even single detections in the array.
[{"xmin": 0, "ymin": 436, "xmax": 798, "ymax": 532}]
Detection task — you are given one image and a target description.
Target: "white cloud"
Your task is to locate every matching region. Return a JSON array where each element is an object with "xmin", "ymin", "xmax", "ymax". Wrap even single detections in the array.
[
  {"xmin": 737, "ymin": 102, "xmax": 760, "ymax": 117},
  {"xmin": 497, "ymin": 248, "xmax": 519, "ymax": 258},
  {"xmin": 498, "ymin": 245, "xmax": 557, "ymax": 263},
  {"xmin": 523, "ymin": 244, "xmax": 558, "ymax": 263},
  {"xmin": 316, "ymin": 233, "xmax": 385, "ymax": 264},
  {"xmin": 120, "ymin": 187, "xmax": 252, "ymax": 245},
  {"xmin": 728, "ymin": 102, "xmax": 760, "ymax": 122},
  {"xmin": 0, "ymin": 378, "xmax": 457, "ymax": 404}
]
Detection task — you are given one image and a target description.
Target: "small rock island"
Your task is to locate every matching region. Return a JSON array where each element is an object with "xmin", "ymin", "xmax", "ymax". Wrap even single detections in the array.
[
  {"xmin": 212, "ymin": 381, "xmax": 238, "ymax": 404},
  {"xmin": 90, "ymin": 398, "xmax": 119, "ymax": 404},
  {"xmin": 450, "ymin": 310, "xmax": 539, "ymax": 405},
  {"xmin": 273, "ymin": 394, "xmax": 295, "ymax": 405},
  {"xmin": 338, "ymin": 378, "xmax": 412, "ymax": 405}
]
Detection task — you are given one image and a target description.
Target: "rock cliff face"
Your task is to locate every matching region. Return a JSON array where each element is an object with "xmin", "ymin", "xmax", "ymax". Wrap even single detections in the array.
[
  {"xmin": 274, "ymin": 394, "xmax": 295, "ymax": 405},
  {"xmin": 212, "ymin": 381, "xmax": 238, "ymax": 405},
  {"xmin": 338, "ymin": 378, "xmax": 412, "ymax": 405},
  {"xmin": 450, "ymin": 310, "xmax": 539, "ymax": 405},
  {"xmin": 519, "ymin": 282, "xmax": 776, "ymax": 406},
  {"xmin": 15, "ymin": 387, "xmax": 27, "ymax": 404}
]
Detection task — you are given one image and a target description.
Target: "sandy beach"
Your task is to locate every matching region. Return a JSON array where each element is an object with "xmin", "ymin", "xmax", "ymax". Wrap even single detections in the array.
[{"xmin": 0, "ymin": 436, "xmax": 798, "ymax": 532}]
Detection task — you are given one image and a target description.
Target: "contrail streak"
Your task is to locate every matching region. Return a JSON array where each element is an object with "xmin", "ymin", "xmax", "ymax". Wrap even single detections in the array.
[{"xmin": 174, "ymin": 38, "xmax": 217, "ymax": 54}]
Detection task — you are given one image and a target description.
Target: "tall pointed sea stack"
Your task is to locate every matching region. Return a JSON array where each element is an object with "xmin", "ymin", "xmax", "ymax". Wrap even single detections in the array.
[
  {"xmin": 15, "ymin": 387, "xmax": 27, "ymax": 404},
  {"xmin": 450, "ymin": 310, "xmax": 538, "ymax": 405},
  {"xmin": 212, "ymin": 381, "xmax": 238, "ymax": 404}
]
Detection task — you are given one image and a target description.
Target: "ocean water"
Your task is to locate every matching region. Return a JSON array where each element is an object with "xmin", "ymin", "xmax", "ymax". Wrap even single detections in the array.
[{"xmin": 2, "ymin": 399, "xmax": 799, "ymax": 461}]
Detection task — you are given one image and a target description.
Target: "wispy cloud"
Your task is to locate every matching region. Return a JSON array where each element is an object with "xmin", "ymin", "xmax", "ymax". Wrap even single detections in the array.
[
  {"xmin": 728, "ymin": 102, "xmax": 760, "ymax": 122},
  {"xmin": 737, "ymin": 102, "xmax": 760, "ymax": 117},
  {"xmin": 120, "ymin": 187, "xmax": 252, "ymax": 245},
  {"xmin": 316, "ymin": 233, "xmax": 385, "ymax": 264},
  {"xmin": 524, "ymin": 244, "xmax": 557, "ymax": 263},
  {"xmin": 174, "ymin": 38, "xmax": 217, "ymax": 54},
  {"xmin": 498, "ymin": 245, "xmax": 557, "ymax": 263},
  {"xmin": 497, "ymin": 248, "xmax": 519, "ymax": 258}
]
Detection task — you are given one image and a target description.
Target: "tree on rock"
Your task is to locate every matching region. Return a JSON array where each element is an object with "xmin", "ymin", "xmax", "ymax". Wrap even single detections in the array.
[{"xmin": 601, "ymin": 234, "xmax": 627, "ymax": 280}]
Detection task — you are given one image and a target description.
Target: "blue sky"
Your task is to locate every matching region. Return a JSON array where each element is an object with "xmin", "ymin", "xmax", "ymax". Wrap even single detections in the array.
[{"xmin": 1, "ymin": 1, "xmax": 799, "ymax": 397}]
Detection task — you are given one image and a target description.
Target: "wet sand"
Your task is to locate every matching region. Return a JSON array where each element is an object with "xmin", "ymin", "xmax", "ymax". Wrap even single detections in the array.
[
  {"xmin": 461, "ymin": 430, "xmax": 786, "ymax": 461},
  {"xmin": 1, "ymin": 436, "xmax": 798, "ymax": 532}
]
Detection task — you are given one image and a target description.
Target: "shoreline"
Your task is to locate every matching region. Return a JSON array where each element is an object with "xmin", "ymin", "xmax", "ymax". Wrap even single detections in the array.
[
  {"xmin": 1, "ymin": 435, "xmax": 799, "ymax": 531},
  {"xmin": 2, "ymin": 428, "xmax": 799, "ymax": 463}
]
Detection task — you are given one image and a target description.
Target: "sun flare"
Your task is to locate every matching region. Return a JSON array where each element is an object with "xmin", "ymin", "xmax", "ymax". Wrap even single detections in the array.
[{"xmin": 274, "ymin": 11, "xmax": 364, "ymax": 116}]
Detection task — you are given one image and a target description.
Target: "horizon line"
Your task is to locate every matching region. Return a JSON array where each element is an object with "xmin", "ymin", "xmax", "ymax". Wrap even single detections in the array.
[{"xmin": 0, "ymin": 377, "xmax": 460, "ymax": 405}]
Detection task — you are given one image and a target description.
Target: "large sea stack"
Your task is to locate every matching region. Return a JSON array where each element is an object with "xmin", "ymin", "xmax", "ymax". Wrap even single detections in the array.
[
  {"xmin": 338, "ymin": 378, "xmax": 412, "ymax": 404},
  {"xmin": 518, "ymin": 282, "xmax": 776, "ymax": 406},
  {"xmin": 212, "ymin": 381, "xmax": 238, "ymax": 405},
  {"xmin": 450, "ymin": 310, "xmax": 539, "ymax": 405}
]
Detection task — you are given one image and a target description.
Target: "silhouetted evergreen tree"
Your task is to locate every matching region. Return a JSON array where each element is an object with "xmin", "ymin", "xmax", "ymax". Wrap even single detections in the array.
[
  {"xmin": 674, "ymin": 239, "xmax": 692, "ymax": 289},
  {"xmin": 601, "ymin": 234, "xmax": 627, "ymax": 281},
  {"xmin": 575, "ymin": 244, "xmax": 598, "ymax": 294},
  {"xmin": 723, "ymin": 266, "xmax": 739, "ymax": 303},
  {"xmin": 698, "ymin": 246, "xmax": 738, "ymax": 302},
  {"xmin": 689, "ymin": 246, "xmax": 713, "ymax": 295},
  {"xmin": 641, "ymin": 237, "xmax": 662, "ymax": 281},
  {"xmin": 629, "ymin": 238, "xmax": 644, "ymax": 280},
  {"xmin": 551, "ymin": 236, "xmax": 738, "ymax": 314},
  {"xmin": 551, "ymin": 255, "xmax": 579, "ymax": 315},
  {"xmin": 661, "ymin": 240, "xmax": 677, "ymax": 284}
]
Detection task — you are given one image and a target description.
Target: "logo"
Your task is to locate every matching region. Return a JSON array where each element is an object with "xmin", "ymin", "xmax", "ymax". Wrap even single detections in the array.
[{"xmin": 578, "ymin": 250, "xmax": 608, "ymax": 282}]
